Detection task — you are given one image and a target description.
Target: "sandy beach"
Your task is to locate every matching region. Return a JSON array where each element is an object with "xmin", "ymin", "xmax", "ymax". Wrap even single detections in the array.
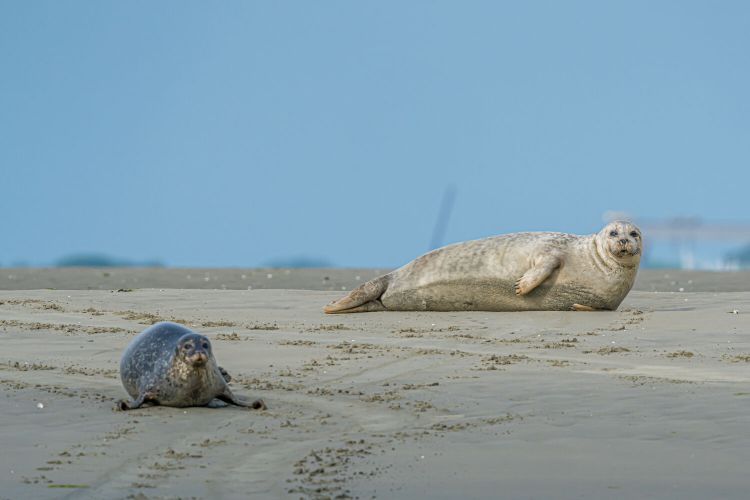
[{"xmin": 1, "ymin": 269, "xmax": 749, "ymax": 499}]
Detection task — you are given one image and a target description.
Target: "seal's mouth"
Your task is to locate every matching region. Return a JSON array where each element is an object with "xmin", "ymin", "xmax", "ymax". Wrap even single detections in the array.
[
  {"xmin": 187, "ymin": 352, "xmax": 208, "ymax": 366},
  {"xmin": 609, "ymin": 239, "xmax": 640, "ymax": 258},
  {"xmin": 615, "ymin": 245, "xmax": 640, "ymax": 258}
]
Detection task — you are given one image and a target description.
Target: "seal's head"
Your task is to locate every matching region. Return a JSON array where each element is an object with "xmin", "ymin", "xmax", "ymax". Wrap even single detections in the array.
[
  {"xmin": 597, "ymin": 221, "xmax": 642, "ymax": 266},
  {"xmin": 176, "ymin": 333, "xmax": 212, "ymax": 367}
]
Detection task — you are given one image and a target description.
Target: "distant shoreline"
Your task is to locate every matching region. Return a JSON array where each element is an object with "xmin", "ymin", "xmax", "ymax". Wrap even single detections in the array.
[{"xmin": 1, "ymin": 268, "xmax": 749, "ymax": 293}]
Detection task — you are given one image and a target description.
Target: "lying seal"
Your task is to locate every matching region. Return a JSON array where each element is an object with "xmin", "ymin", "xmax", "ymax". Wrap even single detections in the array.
[
  {"xmin": 324, "ymin": 221, "xmax": 642, "ymax": 313},
  {"xmin": 118, "ymin": 322, "xmax": 265, "ymax": 411}
]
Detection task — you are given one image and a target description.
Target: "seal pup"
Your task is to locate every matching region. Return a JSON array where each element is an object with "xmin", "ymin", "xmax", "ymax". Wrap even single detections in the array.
[
  {"xmin": 324, "ymin": 221, "xmax": 642, "ymax": 313},
  {"xmin": 118, "ymin": 322, "xmax": 265, "ymax": 411}
]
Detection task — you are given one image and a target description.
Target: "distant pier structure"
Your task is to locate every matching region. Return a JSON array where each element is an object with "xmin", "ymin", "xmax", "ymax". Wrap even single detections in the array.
[{"xmin": 603, "ymin": 213, "xmax": 750, "ymax": 269}]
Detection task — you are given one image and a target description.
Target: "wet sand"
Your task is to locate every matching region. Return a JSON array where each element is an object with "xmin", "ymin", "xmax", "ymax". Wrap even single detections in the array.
[{"xmin": 1, "ymin": 270, "xmax": 749, "ymax": 499}]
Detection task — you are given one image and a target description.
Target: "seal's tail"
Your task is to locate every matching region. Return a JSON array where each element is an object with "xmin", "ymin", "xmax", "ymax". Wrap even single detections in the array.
[{"xmin": 323, "ymin": 274, "xmax": 390, "ymax": 314}]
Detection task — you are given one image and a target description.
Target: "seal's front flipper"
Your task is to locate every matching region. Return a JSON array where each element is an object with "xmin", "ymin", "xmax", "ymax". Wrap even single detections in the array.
[
  {"xmin": 218, "ymin": 389, "xmax": 267, "ymax": 410},
  {"xmin": 515, "ymin": 255, "xmax": 561, "ymax": 296},
  {"xmin": 323, "ymin": 275, "xmax": 390, "ymax": 314}
]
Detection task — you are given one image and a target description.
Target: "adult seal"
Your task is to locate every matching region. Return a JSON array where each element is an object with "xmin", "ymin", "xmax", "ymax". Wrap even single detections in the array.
[
  {"xmin": 324, "ymin": 221, "xmax": 642, "ymax": 313},
  {"xmin": 118, "ymin": 322, "xmax": 265, "ymax": 411}
]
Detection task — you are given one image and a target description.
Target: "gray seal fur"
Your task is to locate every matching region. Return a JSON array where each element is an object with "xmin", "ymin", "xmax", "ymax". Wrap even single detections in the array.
[
  {"xmin": 118, "ymin": 322, "xmax": 265, "ymax": 410},
  {"xmin": 324, "ymin": 221, "xmax": 642, "ymax": 313}
]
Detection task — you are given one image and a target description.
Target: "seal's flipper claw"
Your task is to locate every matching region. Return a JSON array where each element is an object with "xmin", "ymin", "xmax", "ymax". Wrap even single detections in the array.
[
  {"xmin": 515, "ymin": 273, "xmax": 539, "ymax": 295},
  {"xmin": 571, "ymin": 303, "xmax": 599, "ymax": 312}
]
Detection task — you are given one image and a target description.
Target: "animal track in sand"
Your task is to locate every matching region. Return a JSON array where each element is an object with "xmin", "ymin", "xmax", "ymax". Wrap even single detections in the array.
[
  {"xmin": 286, "ymin": 410, "xmax": 528, "ymax": 497},
  {"xmin": 0, "ymin": 319, "xmax": 132, "ymax": 335},
  {"xmin": 475, "ymin": 354, "xmax": 531, "ymax": 371},
  {"xmin": 430, "ymin": 413, "xmax": 522, "ymax": 432},
  {"xmin": 237, "ymin": 376, "xmax": 305, "ymax": 393},
  {"xmin": 62, "ymin": 365, "xmax": 118, "ymax": 378},
  {"xmin": 393, "ymin": 325, "xmax": 461, "ymax": 335},
  {"xmin": 396, "ymin": 382, "xmax": 440, "ymax": 390},
  {"xmin": 1, "ymin": 361, "xmax": 56, "ymax": 372},
  {"xmin": 547, "ymin": 359, "xmax": 572, "ymax": 367},
  {"xmin": 0, "ymin": 361, "xmax": 117, "ymax": 379},
  {"xmin": 0, "ymin": 375, "xmax": 118, "ymax": 406},
  {"xmin": 278, "ymin": 339, "xmax": 319, "ymax": 346},
  {"xmin": 304, "ymin": 323, "xmax": 356, "ymax": 332},
  {"xmin": 589, "ymin": 308, "xmax": 649, "ymax": 334},
  {"xmin": 81, "ymin": 307, "xmax": 105, "ymax": 316},
  {"xmin": 535, "ymin": 337, "xmax": 580, "ymax": 349},
  {"xmin": 327, "ymin": 342, "xmax": 393, "ymax": 356},
  {"xmin": 666, "ymin": 350, "xmax": 695, "ymax": 358},
  {"xmin": 29, "ymin": 424, "xmax": 137, "ymax": 488},
  {"xmin": 244, "ymin": 322, "xmax": 280, "ymax": 330},
  {"xmin": 594, "ymin": 346, "xmax": 632, "ymax": 355},
  {"xmin": 287, "ymin": 439, "xmax": 378, "ymax": 499},
  {"xmin": 113, "ymin": 310, "xmax": 189, "ymax": 325},
  {"xmin": 200, "ymin": 320, "xmax": 237, "ymax": 327},
  {"xmin": 722, "ymin": 354, "xmax": 750, "ymax": 363},
  {"xmin": 359, "ymin": 391, "xmax": 402, "ymax": 403},
  {"xmin": 214, "ymin": 332, "xmax": 247, "ymax": 341},
  {"xmin": 0, "ymin": 299, "xmax": 66, "ymax": 311},
  {"xmin": 618, "ymin": 375, "xmax": 694, "ymax": 386}
]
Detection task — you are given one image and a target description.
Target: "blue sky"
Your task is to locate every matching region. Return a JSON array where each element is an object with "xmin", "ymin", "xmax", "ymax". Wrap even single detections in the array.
[{"xmin": 1, "ymin": 1, "xmax": 749, "ymax": 267}]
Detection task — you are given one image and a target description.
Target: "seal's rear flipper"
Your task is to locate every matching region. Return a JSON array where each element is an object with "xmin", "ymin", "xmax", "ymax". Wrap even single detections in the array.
[
  {"xmin": 219, "ymin": 390, "xmax": 267, "ymax": 410},
  {"xmin": 117, "ymin": 399, "xmax": 136, "ymax": 411},
  {"xmin": 323, "ymin": 275, "xmax": 390, "ymax": 314},
  {"xmin": 326, "ymin": 299, "xmax": 386, "ymax": 314},
  {"xmin": 117, "ymin": 391, "xmax": 153, "ymax": 411}
]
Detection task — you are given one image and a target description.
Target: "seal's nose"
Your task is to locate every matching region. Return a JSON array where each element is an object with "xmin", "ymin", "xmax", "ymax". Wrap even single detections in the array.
[
  {"xmin": 619, "ymin": 239, "xmax": 628, "ymax": 245},
  {"xmin": 191, "ymin": 351, "xmax": 208, "ymax": 365}
]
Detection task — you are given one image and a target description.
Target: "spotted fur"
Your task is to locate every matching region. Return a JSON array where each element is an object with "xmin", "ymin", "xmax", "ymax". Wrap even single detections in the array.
[
  {"xmin": 118, "ymin": 322, "xmax": 265, "ymax": 410},
  {"xmin": 324, "ymin": 221, "xmax": 642, "ymax": 313}
]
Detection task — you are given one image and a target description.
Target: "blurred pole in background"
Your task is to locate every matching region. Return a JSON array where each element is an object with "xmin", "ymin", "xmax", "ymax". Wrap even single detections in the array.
[{"xmin": 429, "ymin": 185, "xmax": 457, "ymax": 250}]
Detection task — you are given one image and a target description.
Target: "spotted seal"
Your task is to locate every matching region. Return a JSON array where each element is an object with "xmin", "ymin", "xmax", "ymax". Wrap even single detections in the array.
[
  {"xmin": 324, "ymin": 221, "xmax": 642, "ymax": 313},
  {"xmin": 118, "ymin": 322, "xmax": 265, "ymax": 410}
]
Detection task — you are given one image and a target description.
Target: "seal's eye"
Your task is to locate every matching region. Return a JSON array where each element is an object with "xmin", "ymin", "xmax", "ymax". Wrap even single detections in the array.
[
  {"xmin": 609, "ymin": 230, "xmax": 618, "ymax": 237},
  {"xmin": 183, "ymin": 343, "xmax": 192, "ymax": 350},
  {"xmin": 629, "ymin": 231, "xmax": 639, "ymax": 238},
  {"xmin": 202, "ymin": 342, "xmax": 209, "ymax": 349}
]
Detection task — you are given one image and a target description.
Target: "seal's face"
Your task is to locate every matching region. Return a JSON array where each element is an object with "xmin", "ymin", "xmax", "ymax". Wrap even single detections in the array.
[
  {"xmin": 176, "ymin": 334, "xmax": 212, "ymax": 367},
  {"xmin": 599, "ymin": 221, "xmax": 642, "ymax": 264}
]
